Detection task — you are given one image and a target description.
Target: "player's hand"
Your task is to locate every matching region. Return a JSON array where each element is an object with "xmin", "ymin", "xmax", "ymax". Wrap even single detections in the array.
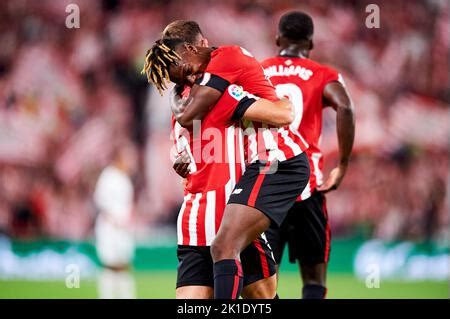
[
  {"xmin": 317, "ymin": 164, "xmax": 347, "ymax": 193},
  {"xmin": 173, "ymin": 151, "xmax": 191, "ymax": 178}
]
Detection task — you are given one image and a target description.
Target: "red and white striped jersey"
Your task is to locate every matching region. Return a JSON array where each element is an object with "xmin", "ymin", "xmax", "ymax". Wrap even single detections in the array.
[
  {"xmin": 172, "ymin": 85, "xmax": 250, "ymax": 246},
  {"xmin": 196, "ymin": 46, "xmax": 309, "ymax": 165},
  {"xmin": 261, "ymin": 56, "xmax": 341, "ymax": 200}
]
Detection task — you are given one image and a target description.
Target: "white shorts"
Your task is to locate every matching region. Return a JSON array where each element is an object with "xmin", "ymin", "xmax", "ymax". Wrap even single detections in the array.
[{"xmin": 95, "ymin": 217, "xmax": 135, "ymax": 267}]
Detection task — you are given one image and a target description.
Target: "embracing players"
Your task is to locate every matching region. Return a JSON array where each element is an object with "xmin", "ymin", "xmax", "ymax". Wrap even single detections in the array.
[
  {"xmin": 157, "ymin": 21, "xmax": 287, "ymax": 299},
  {"xmin": 142, "ymin": 28, "xmax": 311, "ymax": 298},
  {"xmin": 262, "ymin": 11, "xmax": 355, "ymax": 299}
]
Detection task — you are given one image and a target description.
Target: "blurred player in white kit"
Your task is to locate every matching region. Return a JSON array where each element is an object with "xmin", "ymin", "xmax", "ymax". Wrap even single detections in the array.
[{"xmin": 94, "ymin": 144, "xmax": 138, "ymax": 299}]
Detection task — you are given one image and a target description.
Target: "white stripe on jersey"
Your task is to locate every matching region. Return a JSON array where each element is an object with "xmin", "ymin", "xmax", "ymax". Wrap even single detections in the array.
[
  {"xmin": 279, "ymin": 127, "xmax": 302, "ymax": 155},
  {"xmin": 177, "ymin": 194, "xmax": 190, "ymax": 245},
  {"xmin": 242, "ymin": 122, "xmax": 258, "ymax": 164},
  {"xmin": 205, "ymin": 190, "xmax": 216, "ymax": 245},
  {"xmin": 238, "ymin": 128, "xmax": 246, "ymax": 173},
  {"xmin": 188, "ymin": 193, "xmax": 202, "ymax": 246},
  {"xmin": 174, "ymin": 122, "xmax": 185, "ymax": 153},
  {"xmin": 262, "ymin": 127, "xmax": 286, "ymax": 162},
  {"xmin": 174, "ymin": 122, "xmax": 197, "ymax": 173},
  {"xmin": 226, "ymin": 126, "xmax": 236, "ymax": 185},
  {"xmin": 183, "ymin": 141, "xmax": 197, "ymax": 173},
  {"xmin": 225, "ymin": 179, "xmax": 233, "ymax": 205},
  {"xmin": 311, "ymin": 152, "xmax": 323, "ymax": 186},
  {"xmin": 225, "ymin": 126, "xmax": 236, "ymax": 202}
]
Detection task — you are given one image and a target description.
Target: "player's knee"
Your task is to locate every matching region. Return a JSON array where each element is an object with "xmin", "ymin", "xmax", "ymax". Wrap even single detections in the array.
[
  {"xmin": 301, "ymin": 269, "xmax": 324, "ymax": 286},
  {"xmin": 210, "ymin": 238, "xmax": 226, "ymax": 261},
  {"xmin": 210, "ymin": 237, "xmax": 238, "ymax": 261},
  {"xmin": 242, "ymin": 275, "xmax": 277, "ymax": 299}
]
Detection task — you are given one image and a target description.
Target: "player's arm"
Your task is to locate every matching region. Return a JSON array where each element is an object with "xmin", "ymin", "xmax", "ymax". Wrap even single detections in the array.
[
  {"xmin": 240, "ymin": 98, "xmax": 294, "ymax": 127},
  {"xmin": 317, "ymin": 81, "xmax": 355, "ymax": 193},
  {"xmin": 173, "ymin": 48, "xmax": 246, "ymax": 128},
  {"xmin": 171, "ymin": 84, "xmax": 222, "ymax": 129}
]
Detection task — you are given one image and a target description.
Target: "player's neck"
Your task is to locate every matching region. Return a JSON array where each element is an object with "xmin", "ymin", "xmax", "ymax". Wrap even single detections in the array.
[
  {"xmin": 197, "ymin": 48, "xmax": 213, "ymax": 72},
  {"xmin": 279, "ymin": 45, "xmax": 309, "ymax": 58}
]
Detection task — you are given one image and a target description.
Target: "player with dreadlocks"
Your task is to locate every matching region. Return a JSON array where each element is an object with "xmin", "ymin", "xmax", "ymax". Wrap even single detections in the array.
[
  {"xmin": 142, "ymin": 40, "xmax": 181, "ymax": 95},
  {"xmin": 143, "ymin": 35, "xmax": 311, "ymax": 300},
  {"xmin": 157, "ymin": 21, "xmax": 283, "ymax": 300}
]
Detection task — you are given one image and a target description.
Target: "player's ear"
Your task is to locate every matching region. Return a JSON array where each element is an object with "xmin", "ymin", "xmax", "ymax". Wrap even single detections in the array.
[
  {"xmin": 184, "ymin": 43, "xmax": 198, "ymax": 54},
  {"xmin": 275, "ymin": 35, "xmax": 280, "ymax": 47}
]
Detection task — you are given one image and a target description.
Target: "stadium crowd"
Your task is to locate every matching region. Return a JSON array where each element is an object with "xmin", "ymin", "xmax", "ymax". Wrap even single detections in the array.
[{"xmin": 0, "ymin": 0, "xmax": 448, "ymax": 241}]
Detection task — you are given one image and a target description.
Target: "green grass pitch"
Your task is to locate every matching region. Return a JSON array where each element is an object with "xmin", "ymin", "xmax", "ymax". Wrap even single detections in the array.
[{"xmin": 0, "ymin": 271, "xmax": 447, "ymax": 299}]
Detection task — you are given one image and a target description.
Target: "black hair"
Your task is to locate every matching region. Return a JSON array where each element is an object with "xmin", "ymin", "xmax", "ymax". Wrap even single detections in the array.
[{"xmin": 279, "ymin": 11, "xmax": 314, "ymax": 41}]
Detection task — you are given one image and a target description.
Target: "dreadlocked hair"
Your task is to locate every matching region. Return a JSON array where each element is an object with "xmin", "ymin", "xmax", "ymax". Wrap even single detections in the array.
[{"xmin": 141, "ymin": 38, "xmax": 184, "ymax": 95}]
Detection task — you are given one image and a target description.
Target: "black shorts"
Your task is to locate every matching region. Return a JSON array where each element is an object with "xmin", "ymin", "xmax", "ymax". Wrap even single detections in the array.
[
  {"xmin": 265, "ymin": 191, "xmax": 331, "ymax": 265},
  {"xmin": 176, "ymin": 236, "xmax": 276, "ymax": 288},
  {"xmin": 228, "ymin": 153, "xmax": 310, "ymax": 227}
]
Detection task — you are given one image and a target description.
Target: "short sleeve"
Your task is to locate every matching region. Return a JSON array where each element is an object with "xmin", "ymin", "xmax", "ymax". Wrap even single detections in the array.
[
  {"xmin": 322, "ymin": 65, "xmax": 340, "ymax": 86},
  {"xmin": 195, "ymin": 72, "xmax": 230, "ymax": 93},
  {"xmin": 197, "ymin": 47, "xmax": 245, "ymax": 91},
  {"xmin": 231, "ymin": 97, "xmax": 256, "ymax": 121}
]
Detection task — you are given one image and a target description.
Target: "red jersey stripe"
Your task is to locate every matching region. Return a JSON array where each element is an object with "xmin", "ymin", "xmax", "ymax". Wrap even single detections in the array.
[
  {"xmin": 196, "ymin": 195, "xmax": 207, "ymax": 246},
  {"xmin": 181, "ymin": 195, "xmax": 193, "ymax": 246}
]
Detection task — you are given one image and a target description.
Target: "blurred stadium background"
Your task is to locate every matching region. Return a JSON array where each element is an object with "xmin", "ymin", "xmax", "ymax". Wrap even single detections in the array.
[{"xmin": 0, "ymin": 0, "xmax": 448, "ymax": 298}]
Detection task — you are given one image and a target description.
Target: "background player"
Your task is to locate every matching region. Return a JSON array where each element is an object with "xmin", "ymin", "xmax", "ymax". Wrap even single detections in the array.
[
  {"xmin": 94, "ymin": 144, "xmax": 138, "ymax": 299},
  {"xmin": 262, "ymin": 11, "xmax": 355, "ymax": 299}
]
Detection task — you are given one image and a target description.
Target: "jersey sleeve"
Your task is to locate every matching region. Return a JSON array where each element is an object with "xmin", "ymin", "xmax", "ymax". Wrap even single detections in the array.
[
  {"xmin": 213, "ymin": 84, "xmax": 257, "ymax": 122},
  {"xmin": 231, "ymin": 97, "xmax": 256, "ymax": 121},
  {"xmin": 321, "ymin": 65, "xmax": 341, "ymax": 87},
  {"xmin": 259, "ymin": 58, "xmax": 271, "ymax": 69},
  {"xmin": 195, "ymin": 47, "xmax": 245, "ymax": 92}
]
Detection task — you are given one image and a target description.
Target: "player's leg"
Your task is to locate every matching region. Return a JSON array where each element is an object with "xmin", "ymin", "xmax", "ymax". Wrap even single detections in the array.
[
  {"xmin": 211, "ymin": 154, "xmax": 310, "ymax": 299},
  {"xmin": 289, "ymin": 192, "xmax": 331, "ymax": 299},
  {"xmin": 240, "ymin": 235, "xmax": 278, "ymax": 299},
  {"xmin": 176, "ymin": 286, "xmax": 213, "ymax": 299},
  {"xmin": 98, "ymin": 267, "xmax": 115, "ymax": 299},
  {"xmin": 95, "ymin": 222, "xmax": 136, "ymax": 299},
  {"xmin": 211, "ymin": 203, "xmax": 271, "ymax": 299},
  {"xmin": 241, "ymin": 275, "xmax": 277, "ymax": 298},
  {"xmin": 264, "ymin": 217, "xmax": 290, "ymax": 280},
  {"xmin": 299, "ymin": 262, "xmax": 327, "ymax": 299},
  {"xmin": 114, "ymin": 266, "xmax": 136, "ymax": 299},
  {"xmin": 176, "ymin": 245, "xmax": 215, "ymax": 299},
  {"xmin": 98, "ymin": 264, "xmax": 135, "ymax": 299}
]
